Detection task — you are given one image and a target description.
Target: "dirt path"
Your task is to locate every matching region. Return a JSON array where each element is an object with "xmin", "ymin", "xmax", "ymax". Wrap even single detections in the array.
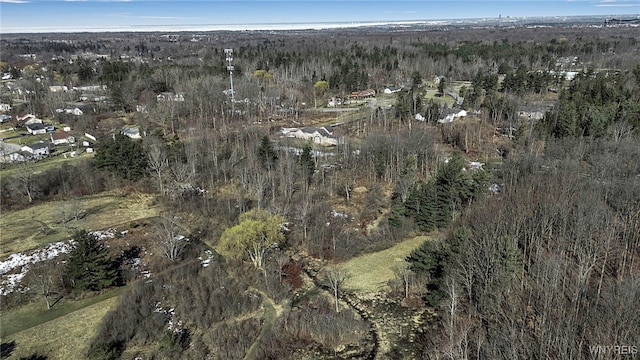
[{"xmin": 242, "ymin": 288, "xmax": 283, "ymax": 360}]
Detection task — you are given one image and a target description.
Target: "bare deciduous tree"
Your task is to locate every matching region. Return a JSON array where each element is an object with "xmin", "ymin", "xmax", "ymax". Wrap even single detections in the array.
[
  {"xmin": 394, "ymin": 261, "xmax": 414, "ymax": 299},
  {"xmin": 325, "ymin": 266, "xmax": 350, "ymax": 313},
  {"xmin": 27, "ymin": 261, "xmax": 61, "ymax": 310},
  {"xmin": 154, "ymin": 216, "xmax": 188, "ymax": 262},
  {"xmin": 147, "ymin": 138, "xmax": 168, "ymax": 195}
]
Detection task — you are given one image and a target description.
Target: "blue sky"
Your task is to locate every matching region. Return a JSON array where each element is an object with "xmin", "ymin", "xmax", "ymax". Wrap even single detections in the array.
[{"xmin": 1, "ymin": 0, "xmax": 638, "ymax": 33}]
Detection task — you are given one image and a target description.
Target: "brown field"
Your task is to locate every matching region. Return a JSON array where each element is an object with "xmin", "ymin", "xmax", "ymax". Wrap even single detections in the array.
[{"xmin": 0, "ymin": 191, "xmax": 161, "ymax": 259}]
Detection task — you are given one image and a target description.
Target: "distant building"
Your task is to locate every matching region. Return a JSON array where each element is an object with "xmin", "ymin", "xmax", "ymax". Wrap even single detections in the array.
[
  {"xmin": 26, "ymin": 123, "xmax": 47, "ymax": 135},
  {"xmin": 350, "ymin": 89, "xmax": 375, "ymax": 99},
  {"xmin": 438, "ymin": 109, "xmax": 467, "ymax": 123},
  {"xmin": 121, "ymin": 126, "xmax": 142, "ymax": 139},
  {"xmin": 384, "ymin": 86, "xmax": 402, "ymax": 94},
  {"xmin": 22, "ymin": 142, "xmax": 50, "ymax": 159},
  {"xmin": 157, "ymin": 92, "xmax": 185, "ymax": 102},
  {"xmin": 285, "ymin": 126, "xmax": 340, "ymax": 146},
  {"xmin": 51, "ymin": 131, "xmax": 75, "ymax": 145}
]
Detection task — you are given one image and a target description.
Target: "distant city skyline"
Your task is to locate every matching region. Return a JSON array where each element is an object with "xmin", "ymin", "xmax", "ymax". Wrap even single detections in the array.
[{"xmin": 1, "ymin": 0, "xmax": 639, "ymax": 33}]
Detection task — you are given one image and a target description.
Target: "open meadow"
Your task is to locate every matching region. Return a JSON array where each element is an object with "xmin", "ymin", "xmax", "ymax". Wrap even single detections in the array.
[
  {"xmin": 1, "ymin": 295, "xmax": 119, "ymax": 359},
  {"xmin": 1, "ymin": 191, "xmax": 160, "ymax": 259},
  {"xmin": 340, "ymin": 235, "xmax": 431, "ymax": 293}
]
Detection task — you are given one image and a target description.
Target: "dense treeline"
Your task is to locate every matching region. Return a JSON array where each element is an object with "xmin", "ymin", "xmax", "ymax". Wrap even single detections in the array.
[
  {"xmin": 540, "ymin": 67, "xmax": 640, "ymax": 137},
  {"xmin": 408, "ymin": 135, "xmax": 640, "ymax": 358}
]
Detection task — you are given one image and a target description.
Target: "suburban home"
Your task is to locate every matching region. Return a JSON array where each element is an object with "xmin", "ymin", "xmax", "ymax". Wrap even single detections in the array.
[
  {"xmin": 350, "ymin": 89, "xmax": 376, "ymax": 99},
  {"xmin": 66, "ymin": 107, "xmax": 83, "ymax": 116},
  {"xmin": 0, "ymin": 103, "xmax": 11, "ymax": 112},
  {"xmin": 287, "ymin": 126, "xmax": 340, "ymax": 146},
  {"xmin": 157, "ymin": 92, "xmax": 185, "ymax": 102},
  {"xmin": 51, "ymin": 131, "xmax": 75, "ymax": 145},
  {"xmin": 73, "ymin": 85, "xmax": 107, "ymax": 92},
  {"xmin": 17, "ymin": 113, "xmax": 37, "ymax": 124},
  {"xmin": 0, "ymin": 114, "xmax": 12, "ymax": 123},
  {"xmin": 22, "ymin": 142, "xmax": 50, "ymax": 159},
  {"xmin": 121, "ymin": 126, "xmax": 142, "ymax": 139},
  {"xmin": 0, "ymin": 141, "xmax": 23, "ymax": 163},
  {"xmin": 438, "ymin": 109, "xmax": 468, "ymax": 123},
  {"xmin": 384, "ymin": 86, "xmax": 402, "ymax": 94},
  {"xmin": 517, "ymin": 106, "xmax": 547, "ymax": 121},
  {"xmin": 328, "ymin": 97, "xmax": 349, "ymax": 107},
  {"xmin": 26, "ymin": 122, "xmax": 47, "ymax": 135},
  {"xmin": 49, "ymin": 85, "xmax": 68, "ymax": 93}
]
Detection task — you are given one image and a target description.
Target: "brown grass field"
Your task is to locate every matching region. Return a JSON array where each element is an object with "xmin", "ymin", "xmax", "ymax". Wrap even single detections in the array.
[
  {"xmin": 0, "ymin": 191, "xmax": 161, "ymax": 259},
  {"xmin": 1, "ymin": 295, "xmax": 119, "ymax": 359},
  {"xmin": 340, "ymin": 235, "xmax": 431, "ymax": 293}
]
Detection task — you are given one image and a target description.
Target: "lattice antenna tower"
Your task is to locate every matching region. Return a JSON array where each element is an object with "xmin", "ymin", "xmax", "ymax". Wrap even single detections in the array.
[{"xmin": 224, "ymin": 48, "xmax": 235, "ymax": 104}]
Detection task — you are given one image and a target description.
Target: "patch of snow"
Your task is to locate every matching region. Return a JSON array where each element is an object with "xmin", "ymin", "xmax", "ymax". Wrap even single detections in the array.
[
  {"xmin": 0, "ymin": 240, "xmax": 76, "ymax": 295},
  {"xmin": 0, "ymin": 241, "xmax": 74, "ymax": 275},
  {"xmin": 199, "ymin": 249, "xmax": 213, "ymax": 268},
  {"xmin": 89, "ymin": 228, "xmax": 119, "ymax": 240},
  {"xmin": 331, "ymin": 209, "xmax": 348, "ymax": 219},
  {"xmin": 469, "ymin": 161, "xmax": 485, "ymax": 170},
  {"xmin": 489, "ymin": 183, "xmax": 502, "ymax": 195}
]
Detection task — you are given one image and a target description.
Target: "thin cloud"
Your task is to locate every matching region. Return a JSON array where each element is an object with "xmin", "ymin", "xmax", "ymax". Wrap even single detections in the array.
[
  {"xmin": 138, "ymin": 15, "xmax": 197, "ymax": 20},
  {"xmin": 0, "ymin": 0, "xmax": 30, "ymax": 3},
  {"xmin": 595, "ymin": 2, "xmax": 640, "ymax": 6}
]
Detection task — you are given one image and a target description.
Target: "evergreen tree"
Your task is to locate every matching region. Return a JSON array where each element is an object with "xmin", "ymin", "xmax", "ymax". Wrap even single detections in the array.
[
  {"xmin": 299, "ymin": 144, "xmax": 315, "ymax": 184},
  {"xmin": 65, "ymin": 230, "xmax": 119, "ymax": 291},
  {"xmin": 94, "ymin": 133, "xmax": 147, "ymax": 181},
  {"xmin": 406, "ymin": 239, "xmax": 447, "ymax": 280},
  {"xmin": 257, "ymin": 135, "xmax": 278, "ymax": 170}
]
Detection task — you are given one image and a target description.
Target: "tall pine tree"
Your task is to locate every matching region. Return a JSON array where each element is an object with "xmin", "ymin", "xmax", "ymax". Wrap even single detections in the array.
[{"xmin": 65, "ymin": 230, "xmax": 119, "ymax": 291}]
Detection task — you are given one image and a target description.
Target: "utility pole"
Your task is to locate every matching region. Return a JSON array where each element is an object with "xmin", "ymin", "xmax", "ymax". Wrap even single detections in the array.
[{"xmin": 225, "ymin": 48, "xmax": 235, "ymax": 113}]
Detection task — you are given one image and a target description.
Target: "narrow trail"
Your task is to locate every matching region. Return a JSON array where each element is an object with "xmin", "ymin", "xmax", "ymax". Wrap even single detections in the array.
[{"xmin": 243, "ymin": 288, "xmax": 282, "ymax": 360}]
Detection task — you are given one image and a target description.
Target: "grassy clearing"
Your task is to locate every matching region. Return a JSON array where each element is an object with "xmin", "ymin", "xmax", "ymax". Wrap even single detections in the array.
[
  {"xmin": 0, "ymin": 295, "xmax": 118, "ymax": 360},
  {"xmin": 0, "ymin": 191, "xmax": 161, "ymax": 259},
  {"xmin": 340, "ymin": 236, "xmax": 430, "ymax": 293},
  {"xmin": 0, "ymin": 286, "xmax": 126, "ymax": 338},
  {"xmin": 0, "ymin": 151, "xmax": 94, "ymax": 178}
]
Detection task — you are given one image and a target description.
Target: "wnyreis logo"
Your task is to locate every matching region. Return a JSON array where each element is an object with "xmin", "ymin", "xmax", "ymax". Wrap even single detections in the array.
[{"xmin": 589, "ymin": 345, "xmax": 638, "ymax": 355}]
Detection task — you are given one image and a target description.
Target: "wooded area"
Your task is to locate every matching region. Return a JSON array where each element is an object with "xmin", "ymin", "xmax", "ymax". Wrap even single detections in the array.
[{"xmin": 1, "ymin": 21, "xmax": 638, "ymax": 359}]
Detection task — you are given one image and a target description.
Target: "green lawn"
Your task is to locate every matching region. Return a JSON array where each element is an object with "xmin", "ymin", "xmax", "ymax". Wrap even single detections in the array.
[
  {"xmin": 0, "ymin": 191, "xmax": 161, "ymax": 259},
  {"xmin": 0, "ymin": 151, "xmax": 94, "ymax": 178},
  {"xmin": 0, "ymin": 286, "xmax": 126, "ymax": 338},
  {"xmin": 340, "ymin": 235, "xmax": 430, "ymax": 293},
  {"xmin": 0, "ymin": 293, "xmax": 121, "ymax": 359}
]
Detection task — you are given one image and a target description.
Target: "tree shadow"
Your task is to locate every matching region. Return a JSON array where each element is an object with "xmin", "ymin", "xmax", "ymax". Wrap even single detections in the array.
[
  {"xmin": 1, "ymin": 340, "xmax": 17, "ymax": 357},
  {"xmin": 50, "ymin": 294, "xmax": 64, "ymax": 308},
  {"xmin": 19, "ymin": 354, "xmax": 48, "ymax": 360}
]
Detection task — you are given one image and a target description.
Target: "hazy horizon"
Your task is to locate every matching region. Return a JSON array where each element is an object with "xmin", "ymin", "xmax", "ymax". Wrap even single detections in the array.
[{"xmin": 1, "ymin": 0, "xmax": 639, "ymax": 34}]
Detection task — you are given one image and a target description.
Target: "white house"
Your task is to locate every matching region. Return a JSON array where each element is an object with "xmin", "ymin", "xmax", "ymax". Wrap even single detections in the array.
[
  {"xmin": 288, "ymin": 126, "xmax": 339, "ymax": 146},
  {"xmin": 157, "ymin": 92, "xmax": 185, "ymax": 102},
  {"xmin": 0, "ymin": 141, "xmax": 23, "ymax": 163},
  {"xmin": 22, "ymin": 142, "xmax": 50, "ymax": 159},
  {"xmin": 67, "ymin": 107, "xmax": 83, "ymax": 116},
  {"xmin": 383, "ymin": 86, "xmax": 402, "ymax": 94},
  {"xmin": 438, "ymin": 109, "xmax": 467, "ymax": 124},
  {"xmin": 121, "ymin": 126, "xmax": 141, "ymax": 139},
  {"xmin": 51, "ymin": 131, "xmax": 75, "ymax": 145},
  {"xmin": 49, "ymin": 85, "xmax": 68, "ymax": 93},
  {"xmin": 26, "ymin": 123, "xmax": 47, "ymax": 135},
  {"xmin": 0, "ymin": 103, "xmax": 11, "ymax": 112}
]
